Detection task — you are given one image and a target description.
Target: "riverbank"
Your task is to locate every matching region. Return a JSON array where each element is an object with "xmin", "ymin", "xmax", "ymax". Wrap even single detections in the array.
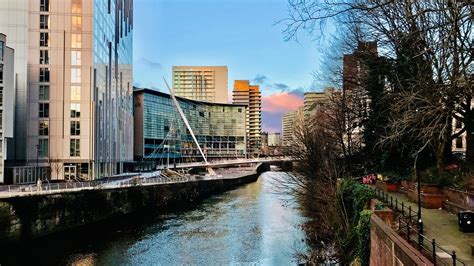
[
  {"xmin": 0, "ymin": 171, "xmax": 309, "ymax": 265},
  {"xmin": 0, "ymin": 164, "xmax": 271, "ymax": 244}
]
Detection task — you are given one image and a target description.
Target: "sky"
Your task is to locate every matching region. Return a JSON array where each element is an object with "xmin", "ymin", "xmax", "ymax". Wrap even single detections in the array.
[{"xmin": 133, "ymin": 0, "xmax": 333, "ymax": 133}]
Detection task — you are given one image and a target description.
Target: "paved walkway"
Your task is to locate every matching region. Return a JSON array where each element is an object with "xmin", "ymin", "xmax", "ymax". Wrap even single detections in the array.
[{"xmin": 380, "ymin": 190, "xmax": 474, "ymax": 264}]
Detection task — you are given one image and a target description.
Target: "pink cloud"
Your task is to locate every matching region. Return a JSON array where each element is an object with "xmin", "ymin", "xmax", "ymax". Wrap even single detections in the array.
[{"xmin": 262, "ymin": 92, "xmax": 304, "ymax": 113}]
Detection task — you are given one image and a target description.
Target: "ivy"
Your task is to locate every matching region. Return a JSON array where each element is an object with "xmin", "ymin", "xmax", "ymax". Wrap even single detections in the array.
[{"xmin": 356, "ymin": 210, "xmax": 373, "ymax": 266}]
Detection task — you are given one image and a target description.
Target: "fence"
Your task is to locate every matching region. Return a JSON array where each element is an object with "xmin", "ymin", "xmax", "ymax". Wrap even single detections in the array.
[{"xmin": 373, "ymin": 188, "xmax": 466, "ymax": 266}]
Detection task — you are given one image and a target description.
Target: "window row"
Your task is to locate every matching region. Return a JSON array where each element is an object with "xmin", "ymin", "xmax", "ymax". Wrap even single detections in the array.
[
  {"xmin": 38, "ymin": 103, "xmax": 80, "ymax": 118},
  {"xmin": 40, "ymin": 33, "xmax": 82, "ymax": 48},
  {"xmin": 37, "ymin": 139, "xmax": 80, "ymax": 157},
  {"xmin": 38, "ymin": 121, "xmax": 81, "ymax": 136}
]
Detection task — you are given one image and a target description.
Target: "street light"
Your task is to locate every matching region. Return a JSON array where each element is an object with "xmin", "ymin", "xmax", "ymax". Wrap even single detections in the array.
[
  {"xmin": 414, "ymin": 141, "xmax": 429, "ymax": 241},
  {"xmin": 36, "ymin": 144, "xmax": 40, "ymax": 182}
]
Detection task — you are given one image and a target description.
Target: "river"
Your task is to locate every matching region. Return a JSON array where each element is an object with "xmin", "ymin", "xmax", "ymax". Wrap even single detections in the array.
[{"xmin": 3, "ymin": 171, "xmax": 310, "ymax": 265}]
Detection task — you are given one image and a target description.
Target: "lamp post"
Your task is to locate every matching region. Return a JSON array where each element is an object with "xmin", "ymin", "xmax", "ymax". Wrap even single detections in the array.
[
  {"xmin": 414, "ymin": 141, "xmax": 429, "ymax": 239},
  {"xmin": 36, "ymin": 144, "xmax": 40, "ymax": 181}
]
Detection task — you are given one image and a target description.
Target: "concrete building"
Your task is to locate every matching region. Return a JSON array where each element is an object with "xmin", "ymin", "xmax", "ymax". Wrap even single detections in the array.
[
  {"xmin": 0, "ymin": 0, "xmax": 134, "ymax": 183},
  {"xmin": 0, "ymin": 33, "xmax": 15, "ymax": 183},
  {"xmin": 281, "ymin": 107, "xmax": 303, "ymax": 152},
  {"xmin": 303, "ymin": 87, "xmax": 333, "ymax": 119},
  {"xmin": 133, "ymin": 88, "xmax": 246, "ymax": 165},
  {"xmin": 268, "ymin": 133, "xmax": 280, "ymax": 147},
  {"xmin": 233, "ymin": 80, "xmax": 262, "ymax": 157},
  {"xmin": 172, "ymin": 66, "xmax": 228, "ymax": 104}
]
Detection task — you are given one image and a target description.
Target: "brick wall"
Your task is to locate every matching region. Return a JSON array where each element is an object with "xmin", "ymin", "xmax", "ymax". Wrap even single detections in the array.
[{"xmin": 370, "ymin": 215, "xmax": 433, "ymax": 265}]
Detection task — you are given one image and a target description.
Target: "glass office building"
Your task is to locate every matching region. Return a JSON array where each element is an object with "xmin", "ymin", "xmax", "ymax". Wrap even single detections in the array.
[
  {"xmin": 133, "ymin": 88, "xmax": 246, "ymax": 164},
  {"xmin": 0, "ymin": 0, "xmax": 133, "ymax": 182}
]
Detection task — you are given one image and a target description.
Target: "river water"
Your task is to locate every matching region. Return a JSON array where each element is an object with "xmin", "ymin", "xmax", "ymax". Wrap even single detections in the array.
[{"xmin": 4, "ymin": 171, "xmax": 310, "ymax": 265}]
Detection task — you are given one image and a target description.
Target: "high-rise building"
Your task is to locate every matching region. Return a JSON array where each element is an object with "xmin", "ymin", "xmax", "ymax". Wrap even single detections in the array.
[
  {"xmin": 281, "ymin": 107, "xmax": 303, "ymax": 153},
  {"xmin": 303, "ymin": 87, "xmax": 333, "ymax": 118},
  {"xmin": 0, "ymin": 0, "xmax": 134, "ymax": 183},
  {"xmin": 172, "ymin": 66, "xmax": 228, "ymax": 104},
  {"xmin": 268, "ymin": 133, "xmax": 280, "ymax": 147},
  {"xmin": 0, "ymin": 33, "xmax": 15, "ymax": 183},
  {"xmin": 233, "ymin": 80, "xmax": 262, "ymax": 157},
  {"xmin": 133, "ymin": 88, "xmax": 246, "ymax": 164}
]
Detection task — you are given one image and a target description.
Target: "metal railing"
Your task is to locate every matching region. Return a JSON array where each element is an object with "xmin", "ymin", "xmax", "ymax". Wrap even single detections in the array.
[
  {"xmin": 373, "ymin": 188, "xmax": 466, "ymax": 266},
  {"xmin": 0, "ymin": 171, "xmax": 256, "ymax": 199}
]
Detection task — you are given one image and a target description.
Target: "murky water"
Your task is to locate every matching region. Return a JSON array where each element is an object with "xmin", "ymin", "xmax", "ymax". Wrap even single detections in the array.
[{"xmin": 3, "ymin": 171, "xmax": 309, "ymax": 265}]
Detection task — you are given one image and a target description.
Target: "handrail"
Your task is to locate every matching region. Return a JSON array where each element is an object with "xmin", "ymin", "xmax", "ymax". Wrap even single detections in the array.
[{"xmin": 373, "ymin": 187, "xmax": 466, "ymax": 265}]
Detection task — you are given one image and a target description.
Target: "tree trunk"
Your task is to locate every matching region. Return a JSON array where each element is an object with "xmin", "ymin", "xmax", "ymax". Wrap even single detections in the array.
[{"xmin": 435, "ymin": 141, "xmax": 447, "ymax": 173}]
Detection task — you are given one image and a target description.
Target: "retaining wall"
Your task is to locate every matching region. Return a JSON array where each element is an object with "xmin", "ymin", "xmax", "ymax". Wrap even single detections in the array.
[
  {"xmin": 0, "ymin": 167, "xmax": 266, "ymax": 243},
  {"xmin": 370, "ymin": 215, "xmax": 433, "ymax": 266}
]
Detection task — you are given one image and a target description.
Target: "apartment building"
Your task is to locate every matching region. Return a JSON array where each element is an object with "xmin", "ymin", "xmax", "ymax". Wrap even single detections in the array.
[
  {"xmin": 172, "ymin": 66, "xmax": 228, "ymax": 104},
  {"xmin": 0, "ymin": 33, "xmax": 15, "ymax": 183},
  {"xmin": 233, "ymin": 80, "xmax": 262, "ymax": 157},
  {"xmin": 0, "ymin": 0, "xmax": 134, "ymax": 182}
]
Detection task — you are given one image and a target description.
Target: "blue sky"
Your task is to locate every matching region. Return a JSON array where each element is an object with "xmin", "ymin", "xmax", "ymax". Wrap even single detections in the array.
[{"xmin": 133, "ymin": 0, "xmax": 332, "ymax": 132}]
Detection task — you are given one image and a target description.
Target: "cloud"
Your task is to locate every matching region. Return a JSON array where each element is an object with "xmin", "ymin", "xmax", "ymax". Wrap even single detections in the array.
[
  {"xmin": 137, "ymin": 57, "xmax": 162, "ymax": 70},
  {"xmin": 253, "ymin": 74, "xmax": 268, "ymax": 85},
  {"xmin": 261, "ymin": 91, "xmax": 304, "ymax": 133},
  {"xmin": 261, "ymin": 92, "xmax": 304, "ymax": 114},
  {"xmin": 288, "ymin": 87, "xmax": 305, "ymax": 98},
  {"xmin": 273, "ymin": 83, "xmax": 289, "ymax": 90}
]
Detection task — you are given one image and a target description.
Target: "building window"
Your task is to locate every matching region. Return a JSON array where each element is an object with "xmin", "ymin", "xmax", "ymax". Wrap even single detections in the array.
[
  {"xmin": 38, "ymin": 139, "xmax": 49, "ymax": 157},
  {"xmin": 39, "ymin": 103, "xmax": 49, "ymax": 118},
  {"xmin": 455, "ymin": 119, "xmax": 462, "ymax": 129},
  {"xmin": 40, "ymin": 0, "xmax": 49, "ymax": 12},
  {"xmin": 39, "ymin": 85, "xmax": 49, "ymax": 100},
  {"xmin": 0, "ymin": 88, "xmax": 3, "ymax": 106},
  {"xmin": 71, "ymin": 34, "xmax": 81, "ymax": 48},
  {"xmin": 71, "ymin": 68, "xmax": 81, "ymax": 83},
  {"xmin": 39, "ymin": 121, "xmax": 49, "ymax": 136},
  {"xmin": 40, "ymin": 50, "xmax": 49, "ymax": 64},
  {"xmin": 39, "ymin": 67, "xmax": 50, "ymax": 82},
  {"xmin": 70, "ymin": 121, "xmax": 80, "ymax": 136},
  {"xmin": 71, "ymin": 0, "xmax": 81, "ymax": 13},
  {"xmin": 0, "ymin": 67, "xmax": 3, "ymax": 84},
  {"xmin": 456, "ymin": 137, "xmax": 463, "ymax": 149},
  {"xmin": 71, "ymin": 86, "xmax": 81, "ymax": 100},
  {"xmin": 71, "ymin": 51, "xmax": 81, "ymax": 65},
  {"xmin": 40, "ymin": 15, "xmax": 49, "ymax": 29},
  {"xmin": 70, "ymin": 139, "xmax": 80, "ymax": 157},
  {"xmin": 72, "ymin": 16, "xmax": 82, "ymax": 31},
  {"xmin": 0, "ymin": 40, "xmax": 4, "ymax": 61},
  {"xmin": 71, "ymin": 103, "xmax": 80, "ymax": 118},
  {"xmin": 40, "ymin": 32, "xmax": 49, "ymax": 47}
]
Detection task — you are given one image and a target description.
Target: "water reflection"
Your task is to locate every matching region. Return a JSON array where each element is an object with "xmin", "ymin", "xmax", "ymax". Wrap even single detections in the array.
[{"xmin": 4, "ymin": 171, "xmax": 309, "ymax": 265}]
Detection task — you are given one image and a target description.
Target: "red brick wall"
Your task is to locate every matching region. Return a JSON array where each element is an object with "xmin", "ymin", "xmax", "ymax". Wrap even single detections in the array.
[{"xmin": 370, "ymin": 215, "xmax": 433, "ymax": 266}]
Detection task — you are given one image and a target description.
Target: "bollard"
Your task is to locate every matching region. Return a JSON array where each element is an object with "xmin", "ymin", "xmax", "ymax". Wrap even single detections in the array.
[
  {"xmin": 452, "ymin": 251, "xmax": 456, "ymax": 266},
  {"xmin": 432, "ymin": 239, "xmax": 436, "ymax": 265}
]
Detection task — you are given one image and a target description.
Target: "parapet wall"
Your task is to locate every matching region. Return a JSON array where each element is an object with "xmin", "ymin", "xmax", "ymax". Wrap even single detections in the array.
[
  {"xmin": 370, "ymin": 215, "xmax": 433, "ymax": 266},
  {"xmin": 0, "ymin": 172, "xmax": 260, "ymax": 244}
]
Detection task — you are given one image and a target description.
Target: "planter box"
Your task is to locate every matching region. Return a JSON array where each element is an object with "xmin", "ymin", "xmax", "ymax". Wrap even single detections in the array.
[
  {"xmin": 370, "ymin": 199, "xmax": 394, "ymax": 225},
  {"xmin": 375, "ymin": 180, "xmax": 398, "ymax": 192}
]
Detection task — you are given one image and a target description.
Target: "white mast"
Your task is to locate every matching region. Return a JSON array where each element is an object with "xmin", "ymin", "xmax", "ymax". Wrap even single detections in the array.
[{"xmin": 164, "ymin": 78, "xmax": 216, "ymax": 175}]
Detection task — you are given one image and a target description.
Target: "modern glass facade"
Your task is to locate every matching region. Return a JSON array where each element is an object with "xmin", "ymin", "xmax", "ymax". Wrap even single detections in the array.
[
  {"xmin": 92, "ymin": 0, "xmax": 134, "ymax": 178},
  {"xmin": 134, "ymin": 88, "xmax": 246, "ymax": 163}
]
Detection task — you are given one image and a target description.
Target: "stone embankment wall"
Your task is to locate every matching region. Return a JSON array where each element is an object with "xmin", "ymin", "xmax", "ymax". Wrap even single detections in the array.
[
  {"xmin": 0, "ymin": 164, "xmax": 269, "ymax": 243},
  {"xmin": 370, "ymin": 215, "xmax": 433, "ymax": 266}
]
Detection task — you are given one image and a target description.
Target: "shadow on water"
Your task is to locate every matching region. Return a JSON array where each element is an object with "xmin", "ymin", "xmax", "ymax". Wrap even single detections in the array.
[{"xmin": 0, "ymin": 171, "xmax": 309, "ymax": 265}]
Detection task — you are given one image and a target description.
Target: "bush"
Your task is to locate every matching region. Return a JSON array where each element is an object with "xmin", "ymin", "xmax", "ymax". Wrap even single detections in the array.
[{"xmin": 356, "ymin": 210, "xmax": 373, "ymax": 266}]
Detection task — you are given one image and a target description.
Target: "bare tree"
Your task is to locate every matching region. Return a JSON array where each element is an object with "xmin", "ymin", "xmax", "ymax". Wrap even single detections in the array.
[{"xmin": 283, "ymin": 0, "xmax": 473, "ymax": 172}]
